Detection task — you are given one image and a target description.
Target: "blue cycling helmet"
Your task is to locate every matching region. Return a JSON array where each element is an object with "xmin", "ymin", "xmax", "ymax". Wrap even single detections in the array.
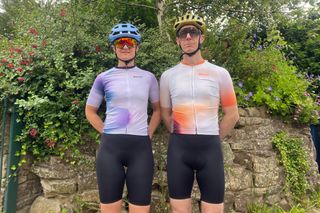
[{"xmin": 108, "ymin": 23, "xmax": 141, "ymax": 44}]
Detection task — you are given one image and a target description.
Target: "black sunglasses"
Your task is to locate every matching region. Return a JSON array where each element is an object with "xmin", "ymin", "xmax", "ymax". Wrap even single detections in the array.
[{"xmin": 177, "ymin": 27, "xmax": 201, "ymax": 39}]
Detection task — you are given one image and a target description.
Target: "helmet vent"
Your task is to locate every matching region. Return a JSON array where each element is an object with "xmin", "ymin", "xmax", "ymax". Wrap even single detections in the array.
[{"xmin": 108, "ymin": 23, "xmax": 141, "ymax": 43}]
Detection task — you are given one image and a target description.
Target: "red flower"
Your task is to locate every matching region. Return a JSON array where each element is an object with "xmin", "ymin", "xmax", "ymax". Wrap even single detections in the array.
[
  {"xmin": 95, "ymin": 45, "xmax": 101, "ymax": 52},
  {"xmin": 0, "ymin": 59, "xmax": 8, "ymax": 63},
  {"xmin": 16, "ymin": 67, "xmax": 23, "ymax": 72},
  {"xmin": 29, "ymin": 27, "xmax": 39, "ymax": 35},
  {"xmin": 20, "ymin": 60, "xmax": 27, "ymax": 65},
  {"xmin": 17, "ymin": 77, "xmax": 24, "ymax": 83},
  {"xmin": 28, "ymin": 52, "xmax": 34, "ymax": 56},
  {"xmin": 31, "ymin": 44, "xmax": 38, "ymax": 49},
  {"xmin": 29, "ymin": 128, "xmax": 38, "ymax": 138},
  {"xmin": 60, "ymin": 9, "xmax": 67, "ymax": 17},
  {"xmin": 15, "ymin": 48, "xmax": 23, "ymax": 53},
  {"xmin": 7, "ymin": 63, "xmax": 14, "ymax": 69}
]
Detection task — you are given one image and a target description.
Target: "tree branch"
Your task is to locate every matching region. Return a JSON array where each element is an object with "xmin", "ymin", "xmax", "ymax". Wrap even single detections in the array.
[{"xmin": 114, "ymin": 0, "xmax": 158, "ymax": 10}]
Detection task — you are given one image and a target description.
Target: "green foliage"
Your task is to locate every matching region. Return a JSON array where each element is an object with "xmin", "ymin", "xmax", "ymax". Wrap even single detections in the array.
[
  {"xmin": 247, "ymin": 203, "xmax": 314, "ymax": 213},
  {"xmin": 280, "ymin": 7, "xmax": 320, "ymax": 95},
  {"xmin": 138, "ymin": 27, "xmax": 179, "ymax": 78},
  {"xmin": 0, "ymin": 1, "xmax": 114, "ymax": 162},
  {"xmin": 281, "ymin": 7, "xmax": 320, "ymax": 77},
  {"xmin": 203, "ymin": 18, "xmax": 251, "ymax": 68},
  {"xmin": 247, "ymin": 203, "xmax": 285, "ymax": 213},
  {"xmin": 73, "ymin": 195, "xmax": 99, "ymax": 212},
  {"xmin": 232, "ymin": 31, "xmax": 319, "ymax": 124},
  {"xmin": 272, "ymin": 132, "xmax": 310, "ymax": 199},
  {"xmin": 247, "ymin": 190, "xmax": 320, "ymax": 213}
]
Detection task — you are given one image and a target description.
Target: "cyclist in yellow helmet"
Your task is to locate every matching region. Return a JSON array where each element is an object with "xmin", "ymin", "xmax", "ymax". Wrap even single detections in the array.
[
  {"xmin": 174, "ymin": 12, "xmax": 206, "ymax": 59},
  {"xmin": 160, "ymin": 12, "xmax": 239, "ymax": 213}
]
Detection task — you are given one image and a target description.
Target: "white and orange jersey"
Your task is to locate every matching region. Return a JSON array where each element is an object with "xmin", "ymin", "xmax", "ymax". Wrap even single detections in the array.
[{"xmin": 160, "ymin": 60, "xmax": 237, "ymax": 135}]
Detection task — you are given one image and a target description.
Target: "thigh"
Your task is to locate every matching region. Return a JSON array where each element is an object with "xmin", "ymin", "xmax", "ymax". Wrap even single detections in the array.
[
  {"xmin": 167, "ymin": 134, "xmax": 194, "ymax": 200},
  {"xmin": 96, "ymin": 134, "xmax": 125, "ymax": 204},
  {"xmin": 196, "ymin": 137, "xmax": 224, "ymax": 204},
  {"xmin": 126, "ymin": 136, "xmax": 154, "ymax": 206}
]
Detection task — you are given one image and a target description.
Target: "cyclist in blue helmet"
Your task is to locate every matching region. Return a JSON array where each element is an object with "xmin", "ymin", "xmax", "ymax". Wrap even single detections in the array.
[
  {"xmin": 108, "ymin": 23, "xmax": 142, "ymax": 66},
  {"xmin": 86, "ymin": 22, "xmax": 161, "ymax": 213}
]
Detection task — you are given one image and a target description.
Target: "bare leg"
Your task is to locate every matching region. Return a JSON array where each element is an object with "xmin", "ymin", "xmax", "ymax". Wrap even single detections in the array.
[
  {"xmin": 170, "ymin": 198, "xmax": 192, "ymax": 213},
  {"xmin": 201, "ymin": 201, "xmax": 224, "ymax": 213},
  {"xmin": 100, "ymin": 200, "xmax": 123, "ymax": 213}
]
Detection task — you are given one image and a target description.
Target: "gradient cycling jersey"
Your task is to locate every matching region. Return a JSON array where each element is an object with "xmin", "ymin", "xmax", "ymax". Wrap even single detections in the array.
[
  {"xmin": 160, "ymin": 61, "xmax": 237, "ymax": 135},
  {"xmin": 86, "ymin": 67, "xmax": 159, "ymax": 135}
]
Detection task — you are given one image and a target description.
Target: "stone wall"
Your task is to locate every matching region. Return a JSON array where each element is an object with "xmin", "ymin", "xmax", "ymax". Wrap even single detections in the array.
[
  {"xmin": 15, "ymin": 108, "xmax": 320, "ymax": 212},
  {"xmin": 16, "ymin": 157, "xmax": 42, "ymax": 213},
  {"xmin": 0, "ymin": 113, "xmax": 42, "ymax": 213}
]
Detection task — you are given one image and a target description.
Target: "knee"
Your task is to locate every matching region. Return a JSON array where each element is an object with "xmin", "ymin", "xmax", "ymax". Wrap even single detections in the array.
[{"xmin": 171, "ymin": 203, "xmax": 192, "ymax": 213}]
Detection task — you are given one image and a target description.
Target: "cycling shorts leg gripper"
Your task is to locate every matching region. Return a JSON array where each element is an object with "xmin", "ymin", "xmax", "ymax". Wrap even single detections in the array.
[
  {"xmin": 96, "ymin": 134, "xmax": 154, "ymax": 205},
  {"xmin": 167, "ymin": 133, "xmax": 224, "ymax": 203}
]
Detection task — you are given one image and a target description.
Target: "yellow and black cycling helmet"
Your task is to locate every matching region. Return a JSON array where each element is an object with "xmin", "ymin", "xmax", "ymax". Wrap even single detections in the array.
[{"xmin": 174, "ymin": 12, "xmax": 206, "ymax": 34}]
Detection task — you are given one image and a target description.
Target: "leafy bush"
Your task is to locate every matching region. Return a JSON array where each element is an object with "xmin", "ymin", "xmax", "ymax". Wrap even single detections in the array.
[
  {"xmin": 0, "ymin": 2, "xmax": 114, "ymax": 162},
  {"xmin": 233, "ymin": 38, "xmax": 319, "ymax": 124},
  {"xmin": 272, "ymin": 132, "xmax": 310, "ymax": 198}
]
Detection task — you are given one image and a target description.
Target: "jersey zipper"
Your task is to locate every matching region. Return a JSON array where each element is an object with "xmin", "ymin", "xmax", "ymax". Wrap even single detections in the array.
[{"xmin": 192, "ymin": 66, "xmax": 198, "ymax": 134}]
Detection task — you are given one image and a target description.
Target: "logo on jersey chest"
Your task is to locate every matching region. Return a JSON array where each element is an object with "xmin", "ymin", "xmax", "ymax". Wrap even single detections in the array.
[{"xmin": 198, "ymin": 73, "xmax": 209, "ymax": 77}]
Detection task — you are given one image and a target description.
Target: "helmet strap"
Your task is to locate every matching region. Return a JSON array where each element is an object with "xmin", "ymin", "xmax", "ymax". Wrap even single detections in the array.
[
  {"xmin": 179, "ymin": 36, "xmax": 202, "ymax": 60},
  {"xmin": 114, "ymin": 48, "xmax": 137, "ymax": 68}
]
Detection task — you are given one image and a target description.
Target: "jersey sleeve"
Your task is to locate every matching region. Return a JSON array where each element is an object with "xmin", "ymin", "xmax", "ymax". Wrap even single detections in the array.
[
  {"xmin": 160, "ymin": 71, "xmax": 172, "ymax": 108},
  {"xmin": 149, "ymin": 74, "xmax": 160, "ymax": 103},
  {"xmin": 86, "ymin": 74, "xmax": 104, "ymax": 108},
  {"xmin": 219, "ymin": 69, "xmax": 237, "ymax": 107}
]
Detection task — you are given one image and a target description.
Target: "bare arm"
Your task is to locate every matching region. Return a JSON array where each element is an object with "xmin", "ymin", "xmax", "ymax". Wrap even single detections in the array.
[
  {"xmin": 161, "ymin": 107, "xmax": 172, "ymax": 132},
  {"xmin": 219, "ymin": 105, "xmax": 239, "ymax": 140},
  {"xmin": 148, "ymin": 101, "xmax": 161, "ymax": 139},
  {"xmin": 85, "ymin": 105, "xmax": 104, "ymax": 134}
]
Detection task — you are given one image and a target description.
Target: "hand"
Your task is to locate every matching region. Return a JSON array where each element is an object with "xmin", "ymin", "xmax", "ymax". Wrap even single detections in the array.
[{"xmin": 149, "ymin": 134, "xmax": 153, "ymax": 140}]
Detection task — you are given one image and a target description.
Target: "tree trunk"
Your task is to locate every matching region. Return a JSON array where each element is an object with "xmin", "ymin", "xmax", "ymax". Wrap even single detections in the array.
[{"xmin": 156, "ymin": 0, "xmax": 165, "ymax": 32}]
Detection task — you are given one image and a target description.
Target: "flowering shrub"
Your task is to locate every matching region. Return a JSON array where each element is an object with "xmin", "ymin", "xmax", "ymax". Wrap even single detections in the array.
[
  {"xmin": 0, "ymin": 3, "xmax": 115, "ymax": 164},
  {"xmin": 234, "ymin": 42, "xmax": 320, "ymax": 124}
]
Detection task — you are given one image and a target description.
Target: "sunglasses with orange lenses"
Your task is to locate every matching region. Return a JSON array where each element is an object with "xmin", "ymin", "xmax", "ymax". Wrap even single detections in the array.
[{"xmin": 114, "ymin": 38, "xmax": 138, "ymax": 49}]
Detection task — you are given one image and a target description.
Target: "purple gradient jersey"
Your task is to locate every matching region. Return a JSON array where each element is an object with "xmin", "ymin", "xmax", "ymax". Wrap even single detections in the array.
[{"xmin": 86, "ymin": 67, "xmax": 160, "ymax": 136}]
